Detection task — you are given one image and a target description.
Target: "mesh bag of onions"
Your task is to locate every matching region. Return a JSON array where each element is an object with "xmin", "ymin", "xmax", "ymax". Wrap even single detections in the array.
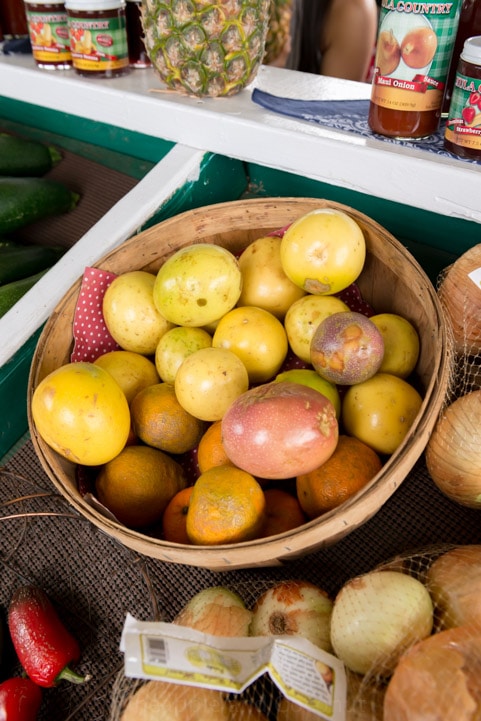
[
  {"xmin": 334, "ymin": 543, "xmax": 481, "ymax": 721},
  {"xmin": 110, "ymin": 545, "xmax": 481, "ymax": 721},
  {"xmin": 110, "ymin": 578, "xmax": 330, "ymax": 721},
  {"xmin": 425, "ymin": 245, "xmax": 481, "ymax": 508}
]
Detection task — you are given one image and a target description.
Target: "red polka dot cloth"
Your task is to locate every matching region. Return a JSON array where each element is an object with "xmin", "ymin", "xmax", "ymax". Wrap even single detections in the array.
[
  {"xmin": 337, "ymin": 283, "xmax": 374, "ymax": 318},
  {"xmin": 71, "ymin": 267, "xmax": 120, "ymax": 363}
]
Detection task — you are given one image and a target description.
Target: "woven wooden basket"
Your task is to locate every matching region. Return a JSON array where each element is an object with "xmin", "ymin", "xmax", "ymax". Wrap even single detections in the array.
[{"xmin": 27, "ymin": 198, "xmax": 451, "ymax": 571}]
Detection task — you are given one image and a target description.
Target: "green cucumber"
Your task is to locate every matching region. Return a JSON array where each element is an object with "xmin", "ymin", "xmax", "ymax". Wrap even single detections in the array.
[
  {"xmin": 0, "ymin": 177, "xmax": 80, "ymax": 234},
  {"xmin": 0, "ymin": 133, "xmax": 62, "ymax": 176},
  {"xmin": 0, "ymin": 269, "xmax": 50, "ymax": 318},
  {"xmin": 0, "ymin": 244, "xmax": 65, "ymax": 285}
]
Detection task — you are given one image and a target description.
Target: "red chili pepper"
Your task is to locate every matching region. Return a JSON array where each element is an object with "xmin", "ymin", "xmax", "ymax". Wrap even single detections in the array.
[
  {"xmin": 7, "ymin": 586, "xmax": 88, "ymax": 688},
  {"xmin": 0, "ymin": 677, "xmax": 42, "ymax": 721}
]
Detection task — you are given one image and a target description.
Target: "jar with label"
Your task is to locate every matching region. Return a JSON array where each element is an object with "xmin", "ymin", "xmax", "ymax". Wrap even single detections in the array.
[
  {"xmin": 442, "ymin": 0, "xmax": 481, "ymax": 115},
  {"xmin": 126, "ymin": 0, "xmax": 150, "ymax": 68},
  {"xmin": 368, "ymin": 1, "xmax": 462, "ymax": 139},
  {"xmin": 65, "ymin": 0, "xmax": 130, "ymax": 77},
  {"xmin": 444, "ymin": 35, "xmax": 481, "ymax": 159},
  {"xmin": 24, "ymin": 0, "xmax": 72, "ymax": 69}
]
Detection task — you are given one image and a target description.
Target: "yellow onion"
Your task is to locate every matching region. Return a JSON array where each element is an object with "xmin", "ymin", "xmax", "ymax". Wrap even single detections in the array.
[
  {"xmin": 120, "ymin": 681, "xmax": 229, "ymax": 721},
  {"xmin": 173, "ymin": 586, "xmax": 252, "ymax": 637},
  {"xmin": 438, "ymin": 245, "xmax": 481, "ymax": 355},
  {"xmin": 383, "ymin": 624, "xmax": 481, "ymax": 721},
  {"xmin": 330, "ymin": 570, "xmax": 433, "ymax": 676},
  {"xmin": 425, "ymin": 391, "xmax": 481, "ymax": 508},
  {"xmin": 427, "ymin": 546, "xmax": 481, "ymax": 629}
]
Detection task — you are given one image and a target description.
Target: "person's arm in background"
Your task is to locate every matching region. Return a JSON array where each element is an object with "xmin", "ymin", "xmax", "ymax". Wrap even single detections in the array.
[{"xmin": 321, "ymin": 0, "xmax": 378, "ymax": 81}]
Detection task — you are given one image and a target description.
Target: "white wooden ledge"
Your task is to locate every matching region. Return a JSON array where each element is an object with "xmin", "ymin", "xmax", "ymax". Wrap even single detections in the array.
[{"xmin": 1, "ymin": 54, "xmax": 480, "ymax": 225}]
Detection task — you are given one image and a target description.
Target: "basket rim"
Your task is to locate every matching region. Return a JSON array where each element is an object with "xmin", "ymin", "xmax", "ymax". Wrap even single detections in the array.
[{"xmin": 27, "ymin": 197, "xmax": 452, "ymax": 571}]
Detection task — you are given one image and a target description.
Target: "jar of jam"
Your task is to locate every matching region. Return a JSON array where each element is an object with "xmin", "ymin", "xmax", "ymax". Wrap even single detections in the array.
[
  {"xmin": 368, "ymin": 0, "xmax": 462, "ymax": 139},
  {"xmin": 443, "ymin": 0, "xmax": 481, "ymax": 115},
  {"xmin": 126, "ymin": 0, "xmax": 150, "ymax": 68},
  {"xmin": 24, "ymin": 0, "xmax": 72, "ymax": 69},
  {"xmin": 444, "ymin": 35, "xmax": 481, "ymax": 160},
  {"xmin": 65, "ymin": 0, "xmax": 130, "ymax": 77}
]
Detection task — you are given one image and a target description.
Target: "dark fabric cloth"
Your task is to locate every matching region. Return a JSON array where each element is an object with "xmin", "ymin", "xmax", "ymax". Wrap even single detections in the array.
[
  {"xmin": 2, "ymin": 36, "xmax": 31, "ymax": 55},
  {"xmin": 252, "ymin": 89, "xmax": 370, "ymax": 123}
]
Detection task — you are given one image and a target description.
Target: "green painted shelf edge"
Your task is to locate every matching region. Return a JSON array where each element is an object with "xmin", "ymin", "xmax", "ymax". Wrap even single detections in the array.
[
  {"xmin": 0, "ymin": 328, "xmax": 41, "ymax": 462},
  {"xmin": 0, "ymin": 97, "xmax": 173, "ymax": 176},
  {"xmin": 146, "ymin": 154, "xmax": 248, "ymax": 228}
]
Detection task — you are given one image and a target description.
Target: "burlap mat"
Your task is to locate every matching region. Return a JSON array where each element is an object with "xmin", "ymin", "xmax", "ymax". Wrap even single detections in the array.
[{"xmin": 1, "ymin": 438, "xmax": 480, "ymax": 720}]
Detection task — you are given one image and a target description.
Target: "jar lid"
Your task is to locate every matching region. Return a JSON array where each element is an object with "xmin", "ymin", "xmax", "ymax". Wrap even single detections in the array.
[
  {"xmin": 26, "ymin": 0, "xmax": 67, "ymax": 4},
  {"xmin": 461, "ymin": 36, "xmax": 481, "ymax": 65},
  {"xmin": 65, "ymin": 0, "xmax": 125, "ymax": 9}
]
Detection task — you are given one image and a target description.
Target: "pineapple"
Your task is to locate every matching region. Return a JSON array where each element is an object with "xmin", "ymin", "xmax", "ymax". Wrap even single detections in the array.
[
  {"xmin": 141, "ymin": 0, "xmax": 271, "ymax": 97},
  {"xmin": 264, "ymin": 0, "xmax": 292, "ymax": 66}
]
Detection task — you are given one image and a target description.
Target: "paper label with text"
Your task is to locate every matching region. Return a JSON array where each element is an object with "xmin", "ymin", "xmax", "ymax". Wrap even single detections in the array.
[{"xmin": 120, "ymin": 615, "xmax": 347, "ymax": 720}]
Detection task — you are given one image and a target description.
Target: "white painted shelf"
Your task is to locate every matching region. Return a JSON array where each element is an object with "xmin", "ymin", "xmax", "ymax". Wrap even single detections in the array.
[{"xmin": 2, "ymin": 53, "xmax": 481, "ymax": 225}]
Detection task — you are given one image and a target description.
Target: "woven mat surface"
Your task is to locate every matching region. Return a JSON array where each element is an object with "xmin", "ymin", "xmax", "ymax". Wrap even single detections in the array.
[{"xmin": 1, "ymin": 439, "xmax": 480, "ymax": 719}]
